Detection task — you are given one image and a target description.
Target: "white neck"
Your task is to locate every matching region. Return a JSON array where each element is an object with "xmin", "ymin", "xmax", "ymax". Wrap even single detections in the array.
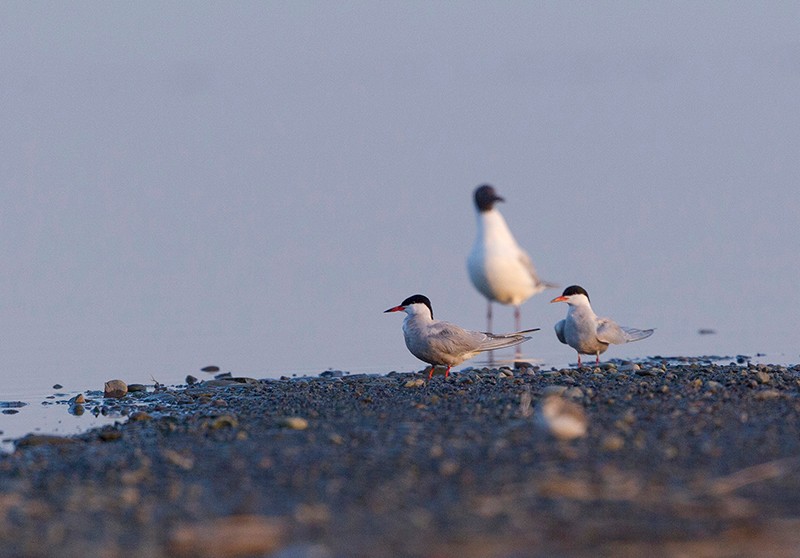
[{"xmin": 476, "ymin": 208, "xmax": 518, "ymax": 246}]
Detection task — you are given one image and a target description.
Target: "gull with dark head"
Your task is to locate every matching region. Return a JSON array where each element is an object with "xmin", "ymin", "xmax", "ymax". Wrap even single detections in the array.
[
  {"xmin": 467, "ymin": 184, "xmax": 557, "ymax": 358},
  {"xmin": 385, "ymin": 294, "xmax": 539, "ymax": 378},
  {"xmin": 551, "ymin": 285, "xmax": 654, "ymax": 367}
]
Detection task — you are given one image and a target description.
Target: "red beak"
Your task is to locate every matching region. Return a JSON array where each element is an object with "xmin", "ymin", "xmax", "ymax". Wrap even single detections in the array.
[
  {"xmin": 384, "ymin": 305, "xmax": 405, "ymax": 313},
  {"xmin": 550, "ymin": 296, "xmax": 568, "ymax": 303}
]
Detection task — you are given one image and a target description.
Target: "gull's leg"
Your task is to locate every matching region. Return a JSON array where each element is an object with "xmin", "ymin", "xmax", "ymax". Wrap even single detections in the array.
[
  {"xmin": 514, "ymin": 305, "xmax": 522, "ymax": 360},
  {"xmin": 487, "ymin": 301, "xmax": 495, "ymax": 366}
]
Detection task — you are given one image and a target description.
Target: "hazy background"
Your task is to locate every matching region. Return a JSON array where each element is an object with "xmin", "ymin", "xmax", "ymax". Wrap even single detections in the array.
[{"xmin": 1, "ymin": 2, "xmax": 798, "ymax": 397}]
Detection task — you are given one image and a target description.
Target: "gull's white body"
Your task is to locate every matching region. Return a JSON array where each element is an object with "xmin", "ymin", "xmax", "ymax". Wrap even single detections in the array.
[
  {"xmin": 468, "ymin": 208, "xmax": 552, "ymax": 306},
  {"xmin": 552, "ymin": 290, "xmax": 653, "ymax": 365}
]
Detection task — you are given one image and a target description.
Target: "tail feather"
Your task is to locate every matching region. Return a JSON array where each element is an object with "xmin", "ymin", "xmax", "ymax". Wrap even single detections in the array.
[
  {"xmin": 479, "ymin": 328, "xmax": 540, "ymax": 351},
  {"xmin": 621, "ymin": 327, "xmax": 655, "ymax": 342}
]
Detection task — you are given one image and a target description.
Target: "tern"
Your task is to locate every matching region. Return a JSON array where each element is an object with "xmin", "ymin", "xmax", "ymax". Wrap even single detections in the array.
[
  {"xmin": 385, "ymin": 294, "xmax": 539, "ymax": 378},
  {"xmin": 467, "ymin": 185, "xmax": 557, "ymax": 359},
  {"xmin": 551, "ymin": 285, "xmax": 654, "ymax": 367}
]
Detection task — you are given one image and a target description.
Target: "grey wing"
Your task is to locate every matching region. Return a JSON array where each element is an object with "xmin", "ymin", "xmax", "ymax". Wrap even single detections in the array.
[
  {"xmin": 597, "ymin": 318, "xmax": 654, "ymax": 345},
  {"xmin": 518, "ymin": 250, "xmax": 559, "ymax": 290},
  {"xmin": 427, "ymin": 322, "xmax": 487, "ymax": 355},
  {"xmin": 554, "ymin": 319, "xmax": 567, "ymax": 345},
  {"xmin": 620, "ymin": 325, "xmax": 655, "ymax": 342}
]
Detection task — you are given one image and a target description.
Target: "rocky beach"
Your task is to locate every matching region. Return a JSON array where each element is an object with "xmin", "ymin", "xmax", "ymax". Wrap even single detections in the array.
[{"xmin": 1, "ymin": 359, "xmax": 800, "ymax": 557}]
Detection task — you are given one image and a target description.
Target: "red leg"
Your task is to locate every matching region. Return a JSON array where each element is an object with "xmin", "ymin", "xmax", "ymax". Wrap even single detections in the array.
[
  {"xmin": 514, "ymin": 306, "xmax": 522, "ymax": 360},
  {"xmin": 577, "ymin": 354, "xmax": 582, "ymax": 367},
  {"xmin": 428, "ymin": 367, "xmax": 434, "ymax": 379},
  {"xmin": 596, "ymin": 353, "xmax": 600, "ymax": 365},
  {"xmin": 445, "ymin": 365, "xmax": 451, "ymax": 378}
]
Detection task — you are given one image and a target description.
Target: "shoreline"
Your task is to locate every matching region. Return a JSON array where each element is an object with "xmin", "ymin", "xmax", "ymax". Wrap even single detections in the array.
[{"xmin": 1, "ymin": 361, "xmax": 800, "ymax": 557}]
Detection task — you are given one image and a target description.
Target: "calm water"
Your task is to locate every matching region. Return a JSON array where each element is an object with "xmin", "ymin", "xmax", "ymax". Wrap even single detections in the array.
[{"xmin": 1, "ymin": 4, "xmax": 798, "ymax": 448}]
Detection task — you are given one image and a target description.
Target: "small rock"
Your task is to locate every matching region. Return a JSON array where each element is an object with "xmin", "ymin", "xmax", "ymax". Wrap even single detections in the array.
[
  {"xmin": 69, "ymin": 394, "xmax": 86, "ymax": 405},
  {"xmin": 186, "ymin": 375, "xmax": 198, "ymax": 385},
  {"xmin": 104, "ymin": 380, "xmax": 128, "ymax": 399},
  {"xmin": 208, "ymin": 415, "xmax": 239, "ymax": 429},
  {"xmin": 619, "ymin": 363, "xmax": 640, "ymax": 373},
  {"xmin": 601, "ymin": 434, "xmax": 625, "ymax": 451},
  {"xmin": 754, "ymin": 389, "xmax": 781, "ymax": 401},
  {"xmin": 15, "ymin": 434, "xmax": 78, "ymax": 448},
  {"xmin": 535, "ymin": 395, "xmax": 588, "ymax": 441},
  {"xmin": 127, "ymin": 384, "xmax": 147, "ymax": 392},
  {"xmin": 52, "ymin": 384, "xmax": 63, "ymax": 389},
  {"xmin": 129, "ymin": 411, "xmax": 152, "ymax": 422},
  {"xmin": 98, "ymin": 429, "xmax": 123, "ymax": 441},
  {"xmin": 68, "ymin": 404, "xmax": 85, "ymax": 416},
  {"xmin": 279, "ymin": 417, "xmax": 309, "ymax": 430},
  {"xmin": 756, "ymin": 371, "xmax": 771, "ymax": 384},
  {"xmin": 541, "ymin": 385, "xmax": 568, "ymax": 396},
  {"xmin": 404, "ymin": 379, "xmax": 425, "ymax": 388},
  {"xmin": 563, "ymin": 387, "xmax": 584, "ymax": 399},
  {"xmin": 0, "ymin": 401, "xmax": 27, "ymax": 409},
  {"xmin": 201, "ymin": 365, "xmax": 220, "ymax": 373},
  {"xmin": 169, "ymin": 515, "xmax": 287, "ymax": 558}
]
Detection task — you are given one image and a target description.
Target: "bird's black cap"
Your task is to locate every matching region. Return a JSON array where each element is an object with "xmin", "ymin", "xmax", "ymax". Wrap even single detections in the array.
[
  {"xmin": 474, "ymin": 184, "xmax": 504, "ymax": 212},
  {"xmin": 401, "ymin": 294, "xmax": 433, "ymax": 318},
  {"xmin": 561, "ymin": 285, "xmax": 590, "ymax": 301}
]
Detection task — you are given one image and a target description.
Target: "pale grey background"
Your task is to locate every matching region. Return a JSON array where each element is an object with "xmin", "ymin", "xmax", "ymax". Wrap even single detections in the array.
[{"xmin": 1, "ymin": 2, "xmax": 798, "ymax": 396}]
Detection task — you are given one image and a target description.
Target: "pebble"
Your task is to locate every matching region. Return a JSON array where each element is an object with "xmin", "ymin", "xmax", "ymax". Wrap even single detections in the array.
[
  {"xmin": 104, "ymin": 380, "xmax": 128, "ymax": 399},
  {"xmin": 168, "ymin": 515, "xmax": 288, "ymax": 558},
  {"xmin": 279, "ymin": 417, "xmax": 309, "ymax": 430},
  {"xmin": 601, "ymin": 434, "xmax": 625, "ymax": 451},
  {"xmin": 535, "ymin": 395, "xmax": 588, "ymax": 441},
  {"xmin": 404, "ymin": 379, "xmax": 426, "ymax": 388},
  {"xmin": 16, "ymin": 434, "xmax": 78, "ymax": 447},
  {"xmin": 754, "ymin": 389, "xmax": 781, "ymax": 401}
]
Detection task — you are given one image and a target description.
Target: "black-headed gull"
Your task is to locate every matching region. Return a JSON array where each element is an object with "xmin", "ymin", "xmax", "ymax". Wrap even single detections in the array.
[{"xmin": 467, "ymin": 185, "xmax": 557, "ymax": 357}]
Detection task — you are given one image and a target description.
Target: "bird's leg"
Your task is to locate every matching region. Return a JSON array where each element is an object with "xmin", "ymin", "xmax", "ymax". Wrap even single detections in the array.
[
  {"xmin": 595, "ymin": 353, "xmax": 600, "ymax": 365},
  {"xmin": 487, "ymin": 300, "xmax": 495, "ymax": 366},
  {"xmin": 445, "ymin": 365, "xmax": 451, "ymax": 378},
  {"xmin": 577, "ymin": 354, "xmax": 582, "ymax": 367},
  {"xmin": 514, "ymin": 305, "xmax": 522, "ymax": 360},
  {"xmin": 427, "ymin": 366, "xmax": 435, "ymax": 379}
]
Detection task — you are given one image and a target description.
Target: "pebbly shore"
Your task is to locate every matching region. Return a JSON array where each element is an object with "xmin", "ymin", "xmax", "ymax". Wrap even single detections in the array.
[{"xmin": 1, "ymin": 360, "xmax": 800, "ymax": 558}]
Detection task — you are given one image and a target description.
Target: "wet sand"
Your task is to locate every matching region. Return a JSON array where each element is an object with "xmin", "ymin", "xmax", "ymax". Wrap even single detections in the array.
[{"xmin": 1, "ymin": 360, "xmax": 800, "ymax": 557}]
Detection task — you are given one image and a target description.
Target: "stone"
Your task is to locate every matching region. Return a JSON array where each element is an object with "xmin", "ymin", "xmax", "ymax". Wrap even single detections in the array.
[
  {"xmin": 104, "ymin": 380, "xmax": 128, "ymax": 399},
  {"xmin": 535, "ymin": 395, "xmax": 588, "ymax": 441},
  {"xmin": 279, "ymin": 417, "xmax": 309, "ymax": 430},
  {"xmin": 169, "ymin": 515, "xmax": 287, "ymax": 558}
]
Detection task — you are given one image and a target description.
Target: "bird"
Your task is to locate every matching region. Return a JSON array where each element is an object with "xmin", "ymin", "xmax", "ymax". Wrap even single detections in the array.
[
  {"xmin": 467, "ymin": 184, "xmax": 557, "ymax": 359},
  {"xmin": 385, "ymin": 294, "xmax": 539, "ymax": 378},
  {"xmin": 551, "ymin": 285, "xmax": 654, "ymax": 367}
]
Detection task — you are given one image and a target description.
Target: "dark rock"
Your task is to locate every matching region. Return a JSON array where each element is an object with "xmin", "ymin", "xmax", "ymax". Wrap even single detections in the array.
[{"xmin": 104, "ymin": 380, "xmax": 128, "ymax": 399}]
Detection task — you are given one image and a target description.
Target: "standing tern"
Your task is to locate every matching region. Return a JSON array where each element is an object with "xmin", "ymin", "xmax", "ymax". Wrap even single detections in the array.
[
  {"xmin": 467, "ymin": 184, "xmax": 557, "ymax": 359},
  {"xmin": 385, "ymin": 294, "xmax": 539, "ymax": 378},
  {"xmin": 550, "ymin": 285, "xmax": 654, "ymax": 367}
]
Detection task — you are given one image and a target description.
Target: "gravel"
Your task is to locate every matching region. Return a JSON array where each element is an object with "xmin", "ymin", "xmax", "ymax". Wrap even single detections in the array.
[{"xmin": 1, "ymin": 361, "xmax": 800, "ymax": 557}]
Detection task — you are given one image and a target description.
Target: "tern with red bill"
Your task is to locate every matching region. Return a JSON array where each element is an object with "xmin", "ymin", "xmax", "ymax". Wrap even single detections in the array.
[
  {"xmin": 551, "ymin": 285, "xmax": 654, "ymax": 367},
  {"xmin": 385, "ymin": 294, "xmax": 539, "ymax": 378},
  {"xmin": 467, "ymin": 185, "xmax": 557, "ymax": 358}
]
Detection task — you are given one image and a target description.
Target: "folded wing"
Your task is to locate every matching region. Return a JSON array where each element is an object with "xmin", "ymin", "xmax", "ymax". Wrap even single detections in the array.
[{"xmin": 597, "ymin": 318, "xmax": 654, "ymax": 345}]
